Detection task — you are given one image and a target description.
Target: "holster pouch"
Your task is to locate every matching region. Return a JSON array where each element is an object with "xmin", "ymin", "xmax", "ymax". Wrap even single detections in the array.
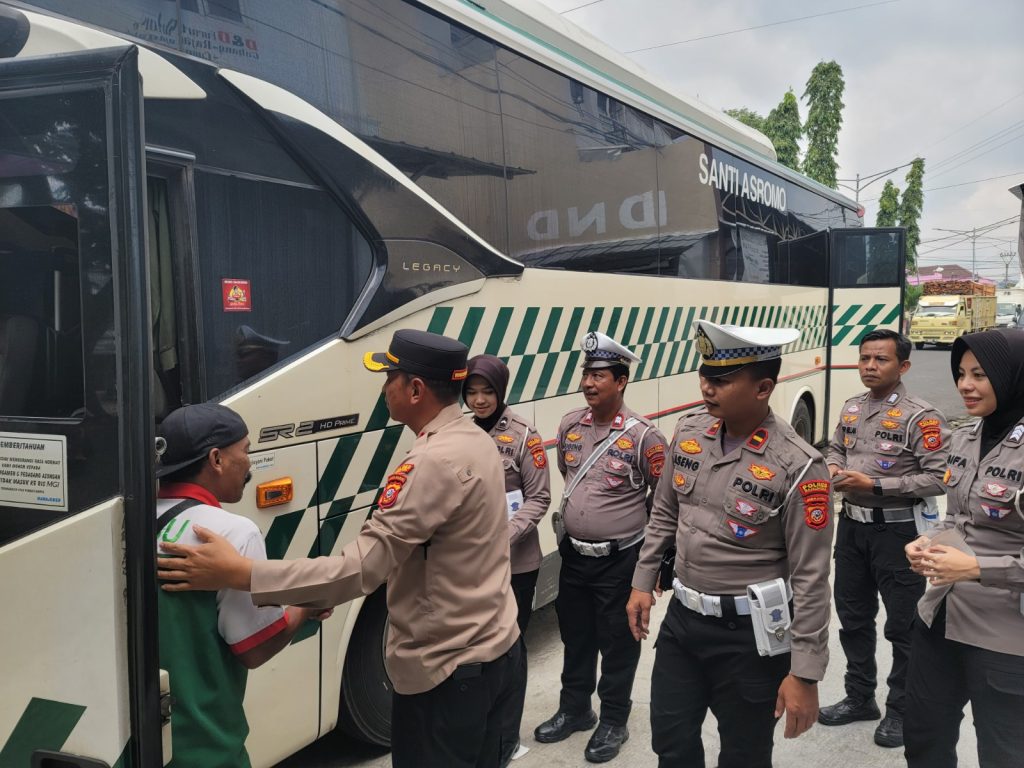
[
  {"xmin": 658, "ymin": 547, "xmax": 676, "ymax": 593},
  {"xmin": 912, "ymin": 497, "xmax": 941, "ymax": 535},
  {"xmin": 552, "ymin": 499, "xmax": 567, "ymax": 544},
  {"xmin": 747, "ymin": 578, "xmax": 792, "ymax": 657}
]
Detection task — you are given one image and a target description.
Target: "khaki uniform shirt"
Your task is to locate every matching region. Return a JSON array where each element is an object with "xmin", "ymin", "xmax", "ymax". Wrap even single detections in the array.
[
  {"xmin": 249, "ymin": 404, "xmax": 519, "ymax": 694},
  {"xmin": 557, "ymin": 405, "xmax": 667, "ymax": 541},
  {"xmin": 918, "ymin": 418, "xmax": 1024, "ymax": 657},
  {"xmin": 488, "ymin": 406, "xmax": 552, "ymax": 574},
  {"xmin": 633, "ymin": 410, "xmax": 834, "ymax": 680},
  {"xmin": 827, "ymin": 382, "xmax": 950, "ymax": 508}
]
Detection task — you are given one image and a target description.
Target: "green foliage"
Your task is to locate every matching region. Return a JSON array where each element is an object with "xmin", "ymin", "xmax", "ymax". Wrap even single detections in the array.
[
  {"xmin": 898, "ymin": 158, "xmax": 926, "ymax": 274},
  {"xmin": 876, "ymin": 180, "xmax": 901, "ymax": 227},
  {"xmin": 801, "ymin": 61, "xmax": 845, "ymax": 188},
  {"xmin": 764, "ymin": 90, "xmax": 802, "ymax": 171},
  {"xmin": 725, "ymin": 107, "xmax": 765, "ymax": 132},
  {"xmin": 904, "ymin": 283, "xmax": 923, "ymax": 316}
]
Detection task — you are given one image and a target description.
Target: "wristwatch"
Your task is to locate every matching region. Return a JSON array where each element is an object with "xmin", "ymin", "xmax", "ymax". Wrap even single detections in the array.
[
  {"xmin": 795, "ymin": 676, "xmax": 818, "ymax": 686},
  {"xmin": 873, "ymin": 478, "xmax": 883, "ymax": 496}
]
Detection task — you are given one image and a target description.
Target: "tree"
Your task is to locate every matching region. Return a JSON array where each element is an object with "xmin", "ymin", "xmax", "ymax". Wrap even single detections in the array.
[
  {"xmin": 876, "ymin": 180, "xmax": 901, "ymax": 227},
  {"xmin": 802, "ymin": 61, "xmax": 845, "ymax": 188},
  {"xmin": 763, "ymin": 89, "xmax": 802, "ymax": 171},
  {"xmin": 898, "ymin": 158, "xmax": 926, "ymax": 274},
  {"xmin": 725, "ymin": 107, "xmax": 765, "ymax": 132}
]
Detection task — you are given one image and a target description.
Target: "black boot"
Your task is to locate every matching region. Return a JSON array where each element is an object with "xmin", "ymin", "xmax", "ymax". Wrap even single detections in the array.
[
  {"xmin": 533, "ymin": 709, "xmax": 597, "ymax": 743},
  {"xmin": 873, "ymin": 714, "xmax": 904, "ymax": 748},
  {"xmin": 584, "ymin": 722, "xmax": 629, "ymax": 763},
  {"xmin": 818, "ymin": 695, "xmax": 881, "ymax": 725}
]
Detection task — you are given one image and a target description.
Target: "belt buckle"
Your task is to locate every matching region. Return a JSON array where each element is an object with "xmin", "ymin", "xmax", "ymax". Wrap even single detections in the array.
[
  {"xmin": 580, "ymin": 542, "xmax": 595, "ymax": 557},
  {"xmin": 701, "ymin": 594, "xmax": 722, "ymax": 617},
  {"xmin": 593, "ymin": 541, "xmax": 611, "ymax": 557},
  {"xmin": 682, "ymin": 587, "xmax": 703, "ymax": 614}
]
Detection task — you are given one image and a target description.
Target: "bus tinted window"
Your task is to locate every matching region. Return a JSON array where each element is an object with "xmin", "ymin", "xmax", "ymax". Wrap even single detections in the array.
[
  {"xmin": 832, "ymin": 230, "xmax": 902, "ymax": 287},
  {"xmin": 0, "ymin": 207, "xmax": 84, "ymax": 417},
  {"xmin": 194, "ymin": 172, "xmax": 373, "ymax": 397}
]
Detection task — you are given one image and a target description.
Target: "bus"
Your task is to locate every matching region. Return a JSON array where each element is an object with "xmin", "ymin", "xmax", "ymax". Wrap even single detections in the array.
[{"xmin": 0, "ymin": 1, "xmax": 905, "ymax": 765}]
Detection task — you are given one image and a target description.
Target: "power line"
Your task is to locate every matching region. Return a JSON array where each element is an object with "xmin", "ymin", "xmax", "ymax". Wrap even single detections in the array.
[
  {"xmin": 624, "ymin": 0, "xmax": 901, "ymax": 53},
  {"xmin": 929, "ymin": 130, "xmax": 1024, "ymax": 181},
  {"xmin": 862, "ymin": 171, "xmax": 1024, "ymax": 203},
  {"xmin": 924, "ymin": 89, "xmax": 1024, "ymax": 152},
  {"xmin": 559, "ymin": 0, "xmax": 608, "ymax": 12}
]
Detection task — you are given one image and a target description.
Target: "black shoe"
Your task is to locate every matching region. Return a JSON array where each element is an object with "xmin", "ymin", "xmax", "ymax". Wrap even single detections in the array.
[
  {"xmin": 584, "ymin": 723, "xmax": 629, "ymax": 763},
  {"xmin": 534, "ymin": 709, "xmax": 598, "ymax": 743},
  {"xmin": 818, "ymin": 695, "xmax": 881, "ymax": 726},
  {"xmin": 874, "ymin": 714, "xmax": 904, "ymax": 748}
]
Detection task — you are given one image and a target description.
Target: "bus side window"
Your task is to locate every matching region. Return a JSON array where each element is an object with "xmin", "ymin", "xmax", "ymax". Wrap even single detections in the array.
[{"xmin": 148, "ymin": 175, "xmax": 181, "ymax": 420}]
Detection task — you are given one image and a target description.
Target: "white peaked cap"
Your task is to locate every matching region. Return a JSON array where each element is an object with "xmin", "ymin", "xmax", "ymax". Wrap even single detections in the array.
[
  {"xmin": 694, "ymin": 320, "xmax": 800, "ymax": 376},
  {"xmin": 578, "ymin": 331, "xmax": 642, "ymax": 369}
]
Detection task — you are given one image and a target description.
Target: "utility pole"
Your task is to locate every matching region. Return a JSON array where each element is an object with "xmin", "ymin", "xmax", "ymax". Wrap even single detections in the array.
[
  {"xmin": 837, "ymin": 161, "xmax": 915, "ymax": 204},
  {"xmin": 1000, "ymin": 251, "xmax": 1018, "ymax": 287},
  {"xmin": 935, "ymin": 226, "xmax": 981, "ymax": 279}
]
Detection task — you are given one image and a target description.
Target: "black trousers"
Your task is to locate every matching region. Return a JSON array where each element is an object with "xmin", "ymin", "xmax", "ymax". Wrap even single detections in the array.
[
  {"xmin": 501, "ymin": 569, "xmax": 539, "ymax": 746},
  {"xmin": 554, "ymin": 539, "xmax": 641, "ymax": 727},
  {"xmin": 391, "ymin": 639, "xmax": 522, "ymax": 768},
  {"xmin": 834, "ymin": 514, "xmax": 924, "ymax": 716},
  {"xmin": 650, "ymin": 598, "xmax": 790, "ymax": 768},
  {"xmin": 904, "ymin": 604, "xmax": 1024, "ymax": 768}
]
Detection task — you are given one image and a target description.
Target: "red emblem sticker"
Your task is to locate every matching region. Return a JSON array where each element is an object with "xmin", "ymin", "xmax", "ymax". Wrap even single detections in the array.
[
  {"xmin": 530, "ymin": 445, "xmax": 547, "ymax": 469},
  {"xmin": 918, "ymin": 418, "xmax": 942, "ymax": 452},
  {"xmin": 649, "ymin": 455, "xmax": 664, "ymax": 478},
  {"xmin": 673, "ymin": 472, "xmax": 687, "ymax": 488},
  {"xmin": 222, "ymin": 278, "xmax": 252, "ymax": 312},
  {"xmin": 799, "ymin": 479, "xmax": 831, "ymax": 531}
]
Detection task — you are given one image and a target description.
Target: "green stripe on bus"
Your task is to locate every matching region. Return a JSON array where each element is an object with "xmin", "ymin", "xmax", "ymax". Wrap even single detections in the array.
[
  {"xmin": 427, "ymin": 306, "xmax": 452, "ymax": 335},
  {"xmin": 559, "ymin": 350, "xmax": 581, "ymax": 393},
  {"xmin": 458, "ymin": 306, "xmax": 485, "ymax": 348},
  {"xmin": 622, "ymin": 306, "xmax": 640, "ymax": 345},
  {"xmin": 882, "ymin": 305, "xmax": 902, "ymax": 324},
  {"xmin": 311, "ymin": 434, "xmax": 361, "ymax": 508},
  {"xmin": 359, "ymin": 425, "xmax": 404, "ymax": 493},
  {"xmin": 535, "ymin": 350, "xmax": 561, "ymax": 401},
  {"xmin": 859, "ymin": 304, "xmax": 886, "ymax": 325},
  {"xmin": 486, "ymin": 306, "xmax": 514, "ymax": 355},
  {"xmin": 637, "ymin": 307, "xmax": 655, "ymax": 344},
  {"xmin": 667, "ymin": 307, "xmax": 683, "ymax": 343},
  {"xmin": 509, "ymin": 354, "xmax": 535, "ymax": 404},
  {"xmin": 0, "ymin": 698, "xmax": 86, "ymax": 766},
  {"xmin": 365, "ymin": 395, "xmax": 391, "ymax": 432},
  {"xmin": 832, "ymin": 325, "xmax": 854, "ymax": 345},
  {"xmin": 538, "ymin": 307, "xmax": 563, "ymax": 353},
  {"xmin": 562, "ymin": 307, "xmax": 585, "ymax": 350},
  {"xmin": 589, "ymin": 306, "xmax": 605, "ymax": 335},
  {"xmin": 315, "ymin": 513, "xmax": 346, "ymax": 558},
  {"xmin": 265, "ymin": 509, "xmax": 305, "ymax": 560},
  {"xmin": 512, "ymin": 308, "xmax": 540, "ymax": 355},
  {"xmin": 835, "ymin": 304, "xmax": 860, "ymax": 325},
  {"xmin": 606, "ymin": 306, "xmax": 623, "ymax": 338}
]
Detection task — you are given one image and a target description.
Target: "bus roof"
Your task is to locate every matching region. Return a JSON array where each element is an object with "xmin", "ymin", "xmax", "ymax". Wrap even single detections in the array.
[{"xmin": 427, "ymin": 0, "xmax": 860, "ymax": 213}]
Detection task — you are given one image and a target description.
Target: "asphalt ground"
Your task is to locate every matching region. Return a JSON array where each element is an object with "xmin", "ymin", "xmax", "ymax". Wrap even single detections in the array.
[{"xmin": 277, "ymin": 352, "xmax": 983, "ymax": 767}]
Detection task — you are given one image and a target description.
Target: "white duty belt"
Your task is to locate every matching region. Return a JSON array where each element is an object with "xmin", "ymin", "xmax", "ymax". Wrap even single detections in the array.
[
  {"xmin": 568, "ymin": 530, "xmax": 644, "ymax": 558},
  {"xmin": 671, "ymin": 577, "xmax": 792, "ymax": 618}
]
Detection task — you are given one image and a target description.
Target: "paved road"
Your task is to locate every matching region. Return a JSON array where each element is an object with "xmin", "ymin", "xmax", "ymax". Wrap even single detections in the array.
[{"xmin": 276, "ymin": 354, "xmax": 981, "ymax": 768}]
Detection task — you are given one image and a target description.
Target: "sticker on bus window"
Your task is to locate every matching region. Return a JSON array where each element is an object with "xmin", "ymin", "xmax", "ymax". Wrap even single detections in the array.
[
  {"xmin": 222, "ymin": 279, "xmax": 252, "ymax": 312},
  {"xmin": 0, "ymin": 431, "xmax": 68, "ymax": 511}
]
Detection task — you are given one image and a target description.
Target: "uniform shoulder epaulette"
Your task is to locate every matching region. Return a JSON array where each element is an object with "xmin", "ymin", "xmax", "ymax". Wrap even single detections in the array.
[
  {"xmin": 953, "ymin": 418, "xmax": 982, "ymax": 436},
  {"xmin": 676, "ymin": 408, "xmax": 714, "ymax": 429},
  {"xmin": 771, "ymin": 418, "xmax": 822, "ymax": 464},
  {"xmin": 502, "ymin": 409, "xmax": 533, "ymax": 432},
  {"xmin": 559, "ymin": 406, "xmax": 590, "ymax": 431}
]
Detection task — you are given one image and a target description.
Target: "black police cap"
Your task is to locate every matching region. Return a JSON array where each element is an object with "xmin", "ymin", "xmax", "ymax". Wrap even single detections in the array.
[
  {"xmin": 156, "ymin": 403, "xmax": 249, "ymax": 478},
  {"xmin": 363, "ymin": 329, "xmax": 469, "ymax": 382}
]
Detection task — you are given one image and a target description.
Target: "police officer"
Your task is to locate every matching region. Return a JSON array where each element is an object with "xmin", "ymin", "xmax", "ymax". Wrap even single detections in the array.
[
  {"xmin": 819, "ymin": 329, "xmax": 950, "ymax": 748},
  {"xmin": 534, "ymin": 331, "xmax": 666, "ymax": 763},
  {"xmin": 904, "ymin": 328, "xmax": 1024, "ymax": 767},
  {"xmin": 158, "ymin": 329, "xmax": 521, "ymax": 768},
  {"xmin": 626, "ymin": 320, "xmax": 833, "ymax": 768},
  {"xmin": 463, "ymin": 354, "xmax": 552, "ymax": 764}
]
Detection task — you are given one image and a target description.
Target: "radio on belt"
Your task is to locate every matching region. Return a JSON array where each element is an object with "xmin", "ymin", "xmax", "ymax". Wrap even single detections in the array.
[{"xmin": 747, "ymin": 578, "xmax": 792, "ymax": 657}]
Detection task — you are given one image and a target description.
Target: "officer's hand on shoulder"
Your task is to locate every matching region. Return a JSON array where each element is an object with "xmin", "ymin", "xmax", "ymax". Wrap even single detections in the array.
[{"xmin": 625, "ymin": 589, "xmax": 655, "ymax": 642}]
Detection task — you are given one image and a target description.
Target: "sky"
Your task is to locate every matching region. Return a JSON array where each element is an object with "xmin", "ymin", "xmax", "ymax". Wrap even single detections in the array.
[{"xmin": 537, "ymin": 0, "xmax": 1024, "ymax": 284}]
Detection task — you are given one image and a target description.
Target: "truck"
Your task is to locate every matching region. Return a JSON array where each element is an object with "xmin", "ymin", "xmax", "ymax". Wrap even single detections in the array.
[
  {"xmin": 909, "ymin": 279, "xmax": 997, "ymax": 349},
  {"xmin": 995, "ymin": 287, "xmax": 1024, "ymax": 326}
]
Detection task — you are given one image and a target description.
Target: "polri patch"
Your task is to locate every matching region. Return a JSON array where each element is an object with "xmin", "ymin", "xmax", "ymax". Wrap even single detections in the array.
[
  {"xmin": 918, "ymin": 418, "xmax": 943, "ymax": 452},
  {"xmin": 526, "ymin": 437, "xmax": 542, "ymax": 448},
  {"xmin": 799, "ymin": 479, "xmax": 831, "ymax": 531}
]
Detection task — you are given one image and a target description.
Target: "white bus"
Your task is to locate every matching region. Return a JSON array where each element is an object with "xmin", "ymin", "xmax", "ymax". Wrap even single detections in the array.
[{"xmin": 0, "ymin": 1, "xmax": 905, "ymax": 765}]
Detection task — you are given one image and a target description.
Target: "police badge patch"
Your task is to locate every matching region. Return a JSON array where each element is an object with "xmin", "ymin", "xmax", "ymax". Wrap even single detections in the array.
[
  {"xmin": 696, "ymin": 326, "xmax": 716, "ymax": 358},
  {"xmin": 876, "ymin": 459, "xmax": 896, "ymax": 470}
]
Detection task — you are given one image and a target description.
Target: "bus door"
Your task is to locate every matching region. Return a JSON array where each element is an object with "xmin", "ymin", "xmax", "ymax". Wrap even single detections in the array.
[
  {"xmin": 0, "ymin": 46, "xmax": 159, "ymax": 768},
  {"xmin": 827, "ymin": 227, "xmax": 906, "ymax": 438}
]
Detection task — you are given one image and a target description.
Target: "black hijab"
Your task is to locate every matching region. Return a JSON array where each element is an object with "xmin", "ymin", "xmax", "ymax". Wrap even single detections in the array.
[
  {"xmin": 950, "ymin": 328, "xmax": 1024, "ymax": 457},
  {"xmin": 464, "ymin": 354, "xmax": 509, "ymax": 433}
]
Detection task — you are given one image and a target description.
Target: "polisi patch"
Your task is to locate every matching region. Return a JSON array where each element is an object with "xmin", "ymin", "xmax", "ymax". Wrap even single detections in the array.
[
  {"xmin": 981, "ymin": 504, "xmax": 1011, "ymax": 520},
  {"xmin": 735, "ymin": 498, "xmax": 758, "ymax": 518},
  {"xmin": 728, "ymin": 520, "xmax": 759, "ymax": 539},
  {"xmin": 527, "ymin": 437, "xmax": 542, "ymax": 449},
  {"xmin": 378, "ymin": 462, "xmax": 415, "ymax": 510},
  {"xmin": 878, "ymin": 441, "xmax": 895, "ymax": 452},
  {"xmin": 876, "ymin": 459, "xmax": 896, "ymax": 471},
  {"xmin": 679, "ymin": 439, "xmax": 702, "ymax": 454},
  {"xmin": 917, "ymin": 418, "xmax": 943, "ymax": 452},
  {"xmin": 799, "ymin": 479, "xmax": 831, "ymax": 531},
  {"xmin": 749, "ymin": 463, "xmax": 776, "ymax": 481},
  {"xmin": 645, "ymin": 444, "xmax": 665, "ymax": 459}
]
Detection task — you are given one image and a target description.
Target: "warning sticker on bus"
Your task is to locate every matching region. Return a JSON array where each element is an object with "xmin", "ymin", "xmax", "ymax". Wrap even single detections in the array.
[{"xmin": 0, "ymin": 431, "xmax": 68, "ymax": 511}]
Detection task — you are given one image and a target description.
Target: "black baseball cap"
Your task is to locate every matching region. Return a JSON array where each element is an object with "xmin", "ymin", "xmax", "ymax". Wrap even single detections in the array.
[
  {"xmin": 156, "ymin": 403, "xmax": 249, "ymax": 478},
  {"xmin": 363, "ymin": 329, "xmax": 469, "ymax": 382}
]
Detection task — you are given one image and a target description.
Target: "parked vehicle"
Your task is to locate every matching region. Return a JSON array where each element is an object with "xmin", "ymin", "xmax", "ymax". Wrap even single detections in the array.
[{"xmin": 910, "ymin": 280, "xmax": 997, "ymax": 348}]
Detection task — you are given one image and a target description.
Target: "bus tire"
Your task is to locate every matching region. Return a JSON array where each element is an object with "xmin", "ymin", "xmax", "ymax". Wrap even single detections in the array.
[
  {"xmin": 791, "ymin": 398, "xmax": 813, "ymax": 445},
  {"xmin": 338, "ymin": 588, "xmax": 392, "ymax": 747},
  {"xmin": 914, "ymin": 342, "xmax": 925, "ymax": 350}
]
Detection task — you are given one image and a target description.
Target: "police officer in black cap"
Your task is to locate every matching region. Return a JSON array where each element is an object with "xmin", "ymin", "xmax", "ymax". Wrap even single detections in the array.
[{"xmin": 159, "ymin": 330, "xmax": 521, "ymax": 768}]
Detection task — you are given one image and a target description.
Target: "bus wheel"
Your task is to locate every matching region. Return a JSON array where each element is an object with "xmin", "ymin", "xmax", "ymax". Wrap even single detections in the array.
[
  {"xmin": 791, "ymin": 398, "xmax": 813, "ymax": 444},
  {"xmin": 338, "ymin": 587, "xmax": 392, "ymax": 746},
  {"xmin": 914, "ymin": 342, "xmax": 925, "ymax": 350}
]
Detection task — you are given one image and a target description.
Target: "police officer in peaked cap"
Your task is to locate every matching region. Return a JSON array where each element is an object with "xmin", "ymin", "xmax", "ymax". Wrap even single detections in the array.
[
  {"xmin": 158, "ymin": 328, "xmax": 522, "ymax": 768},
  {"xmin": 535, "ymin": 331, "xmax": 667, "ymax": 763},
  {"xmin": 627, "ymin": 320, "xmax": 834, "ymax": 768}
]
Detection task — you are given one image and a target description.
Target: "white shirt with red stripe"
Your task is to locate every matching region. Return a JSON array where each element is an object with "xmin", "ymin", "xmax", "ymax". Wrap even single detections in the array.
[{"xmin": 157, "ymin": 482, "xmax": 287, "ymax": 654}]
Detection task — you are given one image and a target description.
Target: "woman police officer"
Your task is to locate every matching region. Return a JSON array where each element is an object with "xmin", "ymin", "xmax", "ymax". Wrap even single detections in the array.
[{"xmin": 904, "ymin": 328, "xmax": 1024, "ymax": 767}]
